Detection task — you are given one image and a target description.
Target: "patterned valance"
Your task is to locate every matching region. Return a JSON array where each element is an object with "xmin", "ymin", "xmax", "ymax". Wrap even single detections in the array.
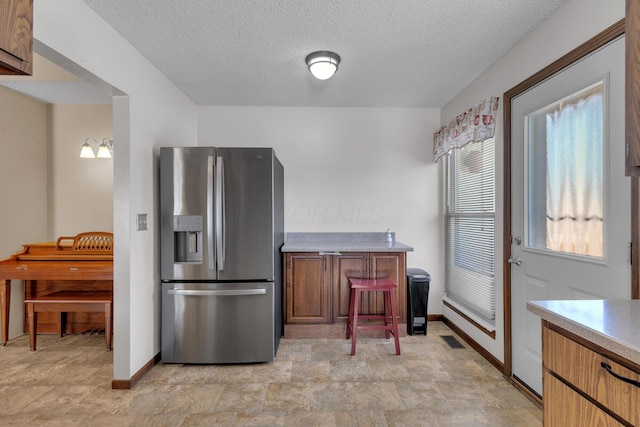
[{"xmin": 433, "ymin": 96, "xmax": 500, "ymax": 162}]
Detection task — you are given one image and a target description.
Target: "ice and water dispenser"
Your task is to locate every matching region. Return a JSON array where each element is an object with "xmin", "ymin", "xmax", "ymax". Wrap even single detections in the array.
[{"xmin": 173, "ymin": 215, "xmax": 203, "ymax": 263}]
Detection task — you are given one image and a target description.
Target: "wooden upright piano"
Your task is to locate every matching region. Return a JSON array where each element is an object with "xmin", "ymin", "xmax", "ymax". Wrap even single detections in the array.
[{"xmin": 0, "ymin": 232, "xmax": 113, "ymax": 345}]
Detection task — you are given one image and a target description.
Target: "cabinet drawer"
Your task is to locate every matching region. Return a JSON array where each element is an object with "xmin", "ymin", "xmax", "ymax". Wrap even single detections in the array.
[
  {"xmin": 543, "ymin": 327, "xmax": 640, "ymax": 426},
  {"xmin": 543, "ymin": 372, "xmax": 623, "ymax": 427}
]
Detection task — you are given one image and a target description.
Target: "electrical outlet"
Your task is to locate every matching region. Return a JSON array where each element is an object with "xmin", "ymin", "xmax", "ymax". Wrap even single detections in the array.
[{"xmin": 137, "ymin": 214, "xmax": 148, "ymax": 231}]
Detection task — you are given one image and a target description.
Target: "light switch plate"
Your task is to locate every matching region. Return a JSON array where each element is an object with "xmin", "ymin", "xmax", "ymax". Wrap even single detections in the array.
[{"xmin": 137, "ymin": 214, "xmax": 148, "ymax": 231}]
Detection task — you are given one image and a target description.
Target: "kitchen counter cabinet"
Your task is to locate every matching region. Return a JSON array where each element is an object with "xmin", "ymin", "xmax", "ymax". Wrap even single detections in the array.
[
  {"xmin": 528, "ymin": 300, "xmax": 640, "ymax": 426},
  {"xmin": 332, "ymin": 252, "xmax": 367, "ymax": 322},
  {"xmin": 0, "ymin": 0, "xmax": 33, "ymax": 75},
  {"xmin": 284, "ymin": 251, "xmax": 407, "ymax": 325},
  {"xmin": 332, "ymin": 252, "xmax": 406, "ymax": 322},
  {"xmin": 285, "ymin": 253, "xmax": 331, "ymax": 324},
  {"xmin": 542, "ymin": 323, "xmax": 639, "ymax": 426}
]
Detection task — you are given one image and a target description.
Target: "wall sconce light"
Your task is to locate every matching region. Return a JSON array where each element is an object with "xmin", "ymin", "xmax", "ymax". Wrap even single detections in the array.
[
  {"xmin": 80, "ymin": 138, "xmax": 113, "ymax": 159},
  {"xmin": 305, "ymin": 51, "xmax": 341, "ymax": 80}
]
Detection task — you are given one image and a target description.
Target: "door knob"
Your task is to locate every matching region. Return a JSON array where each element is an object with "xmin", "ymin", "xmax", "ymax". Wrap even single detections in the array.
[{"xmin": 508, "ymin": 257, "xmax": 522, "ymax": 266}]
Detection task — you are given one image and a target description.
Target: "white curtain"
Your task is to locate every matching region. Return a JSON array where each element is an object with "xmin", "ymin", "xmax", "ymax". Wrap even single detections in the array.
[
  {"xmin": 545, "ymin": 89, "xmax": 603, "ymax": 257},
  {"xmin": 433, "ymin": 97, "xmax": 500, "ymax": 162}
]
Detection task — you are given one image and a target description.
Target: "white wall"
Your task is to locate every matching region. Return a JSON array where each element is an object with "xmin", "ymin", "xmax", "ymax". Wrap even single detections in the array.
[
  {"xmin": 0, "ymin": 85, "xmax": 48, "ymax": 339},
  {"xmin": 439, "ymin": 0, "xmax": 625, "ymax": 363},
  {"xmin": 198, "ymin": 106, "xmax": 443, "ymax": 313},
  {"xmin": 34, "ymin": 0, "xmax": 198, "ymax": 381},
  {"xmin": 49, "ymin": 104, "xmax": 113, "ymax": 238}
]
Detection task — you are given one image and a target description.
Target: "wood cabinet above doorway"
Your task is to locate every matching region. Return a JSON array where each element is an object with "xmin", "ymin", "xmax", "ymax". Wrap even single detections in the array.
[{"xmin": 0, "ymin": 0, "xmax": 33, "ymax": 75}]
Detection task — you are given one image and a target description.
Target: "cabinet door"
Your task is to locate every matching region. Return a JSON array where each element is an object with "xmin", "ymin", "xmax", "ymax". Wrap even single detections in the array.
[
  {"xmin": 332, "ymin": 252, "xmax": 367, "ymax": 322},
  {"xmin": 544, "ymin": 372, "xmax": 622, "ymax": 427},
  {"xmin": 332, "ymin": 252, "xmax": 407, "ymax": 323},
  {"xmin": 284, "ymin": 253, "xmax": 331, "ymax": 323},
  {"xmin": 627, "ymin": 0, "xmax": 640, "ymax": 175},
  {"xmin": 369, "ymin": 252, "xmax": 406, "ymax": 322},
  {"xmin": 0, "ymin": 0, "xmax": 33, "ymax": 75},
  {"xmin": 543, "ymin": 325, "xmax": 640, "ymax": 426}
]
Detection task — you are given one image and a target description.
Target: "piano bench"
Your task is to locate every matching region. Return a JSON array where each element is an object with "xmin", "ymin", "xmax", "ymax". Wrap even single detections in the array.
[{"xmin": 24, "ymin": 291, "xmax": 112, "ymax": 351}]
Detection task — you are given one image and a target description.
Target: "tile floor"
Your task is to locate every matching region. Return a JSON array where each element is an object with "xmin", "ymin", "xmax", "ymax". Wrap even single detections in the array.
[{"xmin": 0, "ymin": 322, "xmax": 542, "ymax": 426}]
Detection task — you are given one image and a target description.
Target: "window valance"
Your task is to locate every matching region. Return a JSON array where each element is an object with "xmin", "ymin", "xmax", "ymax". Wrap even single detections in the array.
[{"xmin": 433, "ymin": 96, "xmax": 500, "ymax": 162}]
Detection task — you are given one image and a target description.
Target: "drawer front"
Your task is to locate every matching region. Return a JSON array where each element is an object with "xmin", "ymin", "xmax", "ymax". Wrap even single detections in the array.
[
  {"xmin": 543, "ymin": 372, "xmax": 623, "ymax": 427},
  {"xmin": 543, "ymin": 327, "xmax": 640, "ymax": 426}
]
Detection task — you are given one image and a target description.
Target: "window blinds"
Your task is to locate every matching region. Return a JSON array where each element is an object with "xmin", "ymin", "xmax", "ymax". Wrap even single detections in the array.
[{"xmin": 444, "ymin": 138, "xmax": 496, "ymax": 321}]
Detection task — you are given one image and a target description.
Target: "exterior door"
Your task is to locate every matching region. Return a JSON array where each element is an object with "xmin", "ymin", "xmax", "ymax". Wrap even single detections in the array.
[{"xmin": 510, "ymin": 36, "xmax": 630, "ymax": 396}]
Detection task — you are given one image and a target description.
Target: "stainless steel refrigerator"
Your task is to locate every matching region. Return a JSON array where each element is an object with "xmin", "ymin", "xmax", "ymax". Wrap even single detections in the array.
[{"xmin": 160, "ymin": 147, "xmax": 284, "ymax": 364}]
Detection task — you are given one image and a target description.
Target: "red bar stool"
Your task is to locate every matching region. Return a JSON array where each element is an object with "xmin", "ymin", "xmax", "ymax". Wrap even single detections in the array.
[{"xmin": 346, "ymin": 277, "xmax": 401, "ymax": 356}]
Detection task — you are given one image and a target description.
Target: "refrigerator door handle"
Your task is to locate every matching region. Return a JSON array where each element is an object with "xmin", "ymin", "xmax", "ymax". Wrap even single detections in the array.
[
  {"xmin": 207, "ymin": 155, "xmax": 215, "ymax": 271},
  {"xmin": 216, "ymin": 156, "xmax": 225, "ymax": 271},
  {"xmin": 168, "ymin": 288, "xmax": 267, "ymax": 296}
]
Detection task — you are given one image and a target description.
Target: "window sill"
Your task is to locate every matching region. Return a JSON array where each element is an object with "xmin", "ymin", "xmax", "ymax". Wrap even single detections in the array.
[{"xmin": 443, "ymin": 296, "xmax": 496, "ymax": 338}]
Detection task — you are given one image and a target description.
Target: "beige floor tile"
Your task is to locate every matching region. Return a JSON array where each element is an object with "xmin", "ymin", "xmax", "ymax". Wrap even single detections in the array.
[
  {"xmin": 215, "ymin": 382, "xmax": 269, "ymax": 412},
  {"xmin": 263, "ymin": 382, "xmax": 311, "ymax": 412},
  {"xmin": 333, "ymin": 410, "xmax": 388, "ymax": 426},
  {"xmin": 284, "ymin": 410, "xmax": 336, "ymax": 427},
  {"xmin": 384, "ymin": 409, "xmax": 438, "ymax": 427},
  {"xmin": 329, "ymin": 360, "xmax": 372, "ymax": 381},
  {"xmin": 394, "ymin": 381, "xmax": 452, "ymax": 411},
  {"xmin": 252, "ymin": 360, "xmax": 293, "ymax": 383},
  {"xmin": 291, "ymin": 360, "xmax": 331, "ymax": 382}
]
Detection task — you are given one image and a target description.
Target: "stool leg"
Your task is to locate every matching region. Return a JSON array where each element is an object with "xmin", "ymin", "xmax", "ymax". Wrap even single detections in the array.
[
  {"xmin": 351, "ymin": 289, "xmax": 360, "ymax": 356},
  {"xmin": 383, "ymin": 291, "xmax": 391, "ymax": 339},
  {"xmin": 346, "ymin": 288, "xmax": 355, "ymax": 340},
  {"xmin": 389, "ymin": 290, "xmax": 400, "ymax": 355},
  {"xmin": 27, "ymin": 302, "xmax": 36, "ymax": 351}
]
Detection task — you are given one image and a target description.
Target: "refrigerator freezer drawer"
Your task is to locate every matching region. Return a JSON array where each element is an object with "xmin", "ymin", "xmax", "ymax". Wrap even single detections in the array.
[{"xmin": 161, "ymin": 282, "xmax": 275, "ymax": 364}]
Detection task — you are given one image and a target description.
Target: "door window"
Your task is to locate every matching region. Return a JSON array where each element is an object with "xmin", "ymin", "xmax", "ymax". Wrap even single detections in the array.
[{"xmin": 526, "ymin": 81, "xmax": 605, "ymax": 259}]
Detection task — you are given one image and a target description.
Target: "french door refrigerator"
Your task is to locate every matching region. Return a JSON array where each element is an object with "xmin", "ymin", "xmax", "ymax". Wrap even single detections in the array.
[{"xmin": 160, "ymin": 147, "xmax": 284, "ymax": 364}]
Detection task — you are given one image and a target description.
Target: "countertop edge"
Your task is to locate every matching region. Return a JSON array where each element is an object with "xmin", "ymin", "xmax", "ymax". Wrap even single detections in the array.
[
  {"xmin": 527, "ymin": 300, "xmax": 640, "ymax": 367},
  {"xmin": 281, "ymin": 232, "xmax": 414, "ymax": 252},
  {"xmin": 281, "ymin": 241, "xmax": 414, "ymax": 253}
]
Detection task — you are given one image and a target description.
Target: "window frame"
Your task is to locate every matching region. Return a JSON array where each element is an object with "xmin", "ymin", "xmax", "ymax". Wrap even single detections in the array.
[{"xmin": 443, "ymin": 138, "xmax": 496, "ymax": 328}]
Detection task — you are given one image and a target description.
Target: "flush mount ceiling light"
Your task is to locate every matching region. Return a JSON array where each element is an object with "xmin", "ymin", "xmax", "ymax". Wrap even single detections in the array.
[
  {"xmin": 305, "ymin": 51, "xmax": 341, "ymax": 80},
  {"xmin": 80, "ymin": 137, "xmax": 114, "ymax": 159}
]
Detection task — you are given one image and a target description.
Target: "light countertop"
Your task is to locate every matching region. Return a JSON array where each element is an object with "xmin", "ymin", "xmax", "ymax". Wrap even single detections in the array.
[
  {"xmin": 281, "ymin": 232, "xmax": 414, "ymax": 253},
  {"xmin": 527, "ymin": 299, "xmax": 640, "ymax": 366}
]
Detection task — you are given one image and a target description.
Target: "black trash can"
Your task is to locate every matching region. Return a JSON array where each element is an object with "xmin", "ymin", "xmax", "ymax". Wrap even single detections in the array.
[{"xmin": 407, "ymin": 268, "xmax": 430, "ymax": 335}]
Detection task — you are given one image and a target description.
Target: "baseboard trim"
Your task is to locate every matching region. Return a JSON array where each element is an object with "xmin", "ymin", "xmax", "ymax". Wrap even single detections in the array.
[
  {"xmin": 111, "ymin": 352, "xmax": 161, "ymax": 390},
  {"xmin": 427, "ymin": 314, "xmax": 443, "ymax": 322},
  {"xmin": 442, "ymin": 316, "xmax": 504, "ymax": 373}
]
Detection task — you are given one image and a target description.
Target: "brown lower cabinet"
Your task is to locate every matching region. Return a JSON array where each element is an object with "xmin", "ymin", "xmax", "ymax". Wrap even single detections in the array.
[
  {"xmin": 284, "ymin": 251, "xmax": 406, "ymax": 325},
  {"xmin": 0, "ymin": 0, "xmax": 33, "ymax": 75},
  {"xmin": 542, "ymin": 321, "xmax": 640, "ymax": 426}
]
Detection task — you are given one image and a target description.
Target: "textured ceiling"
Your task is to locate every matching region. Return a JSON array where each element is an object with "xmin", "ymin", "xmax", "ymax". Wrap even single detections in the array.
[{"xmin": 4, "ymin": 1, "xmax": 569, "ymax": 107}]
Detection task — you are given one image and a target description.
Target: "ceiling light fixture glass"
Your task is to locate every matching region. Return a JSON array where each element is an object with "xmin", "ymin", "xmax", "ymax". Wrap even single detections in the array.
[{"xmin": 305, "ymin": 51, "xmax": 341, "ymax": 80}]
